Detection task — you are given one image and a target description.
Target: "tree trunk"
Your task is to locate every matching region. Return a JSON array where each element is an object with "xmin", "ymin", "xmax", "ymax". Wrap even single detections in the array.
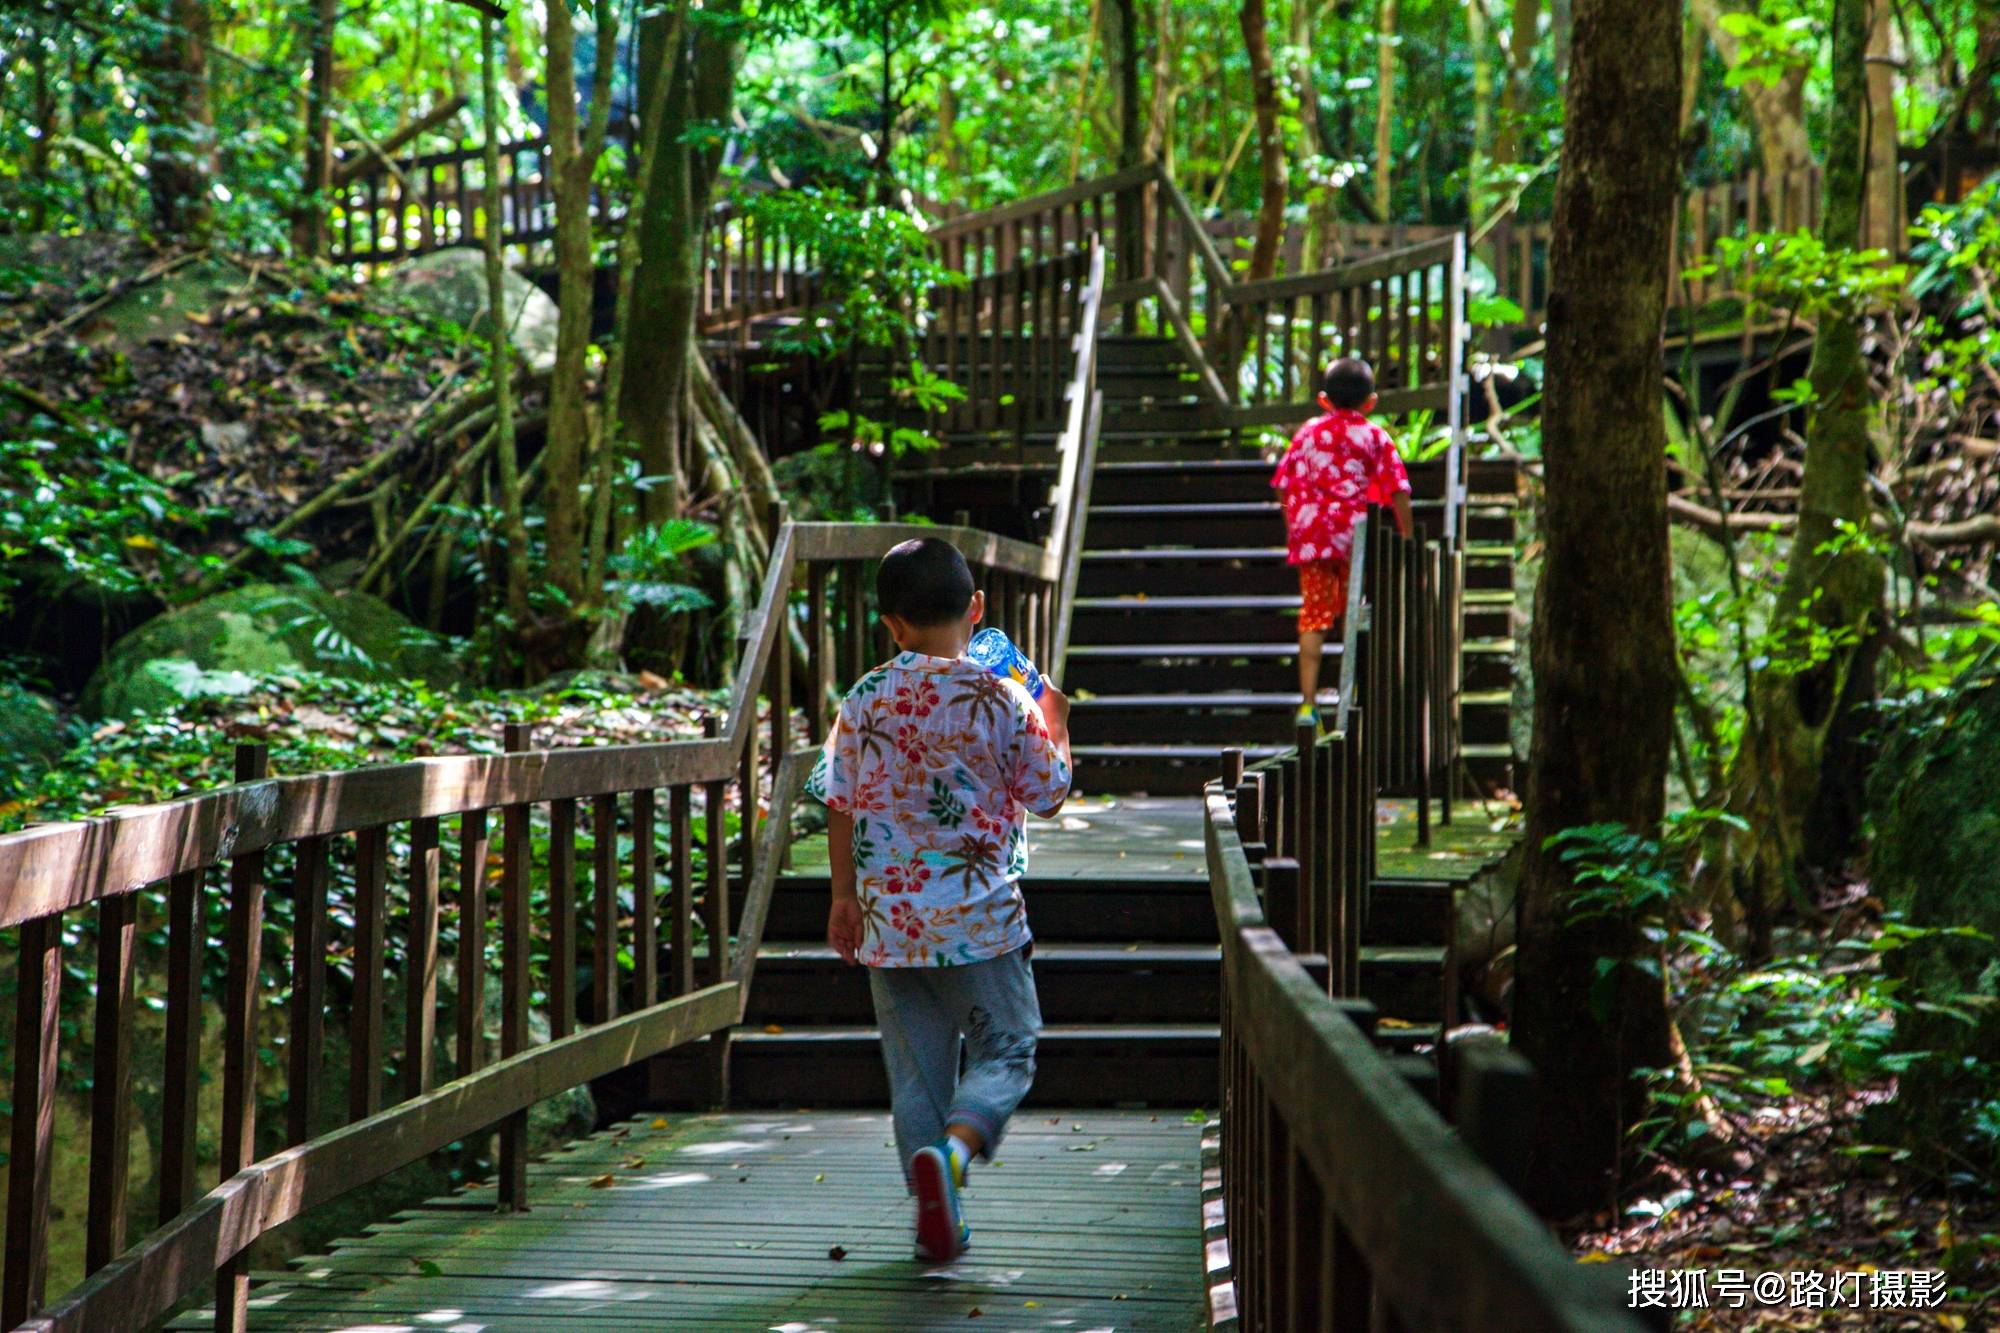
[
  {"xmin": 1718, "ymin": 0, "xmax": 1884, "ymax": 944},
  {"xmin": 541, "ymin": 0, "xmax": 620, "ymax": 641},
  {"xmin": 1690, "ymin": 0, "xmax": 1811, "ymax": 174},
  {"xmin": 1496, "ymin": 0, "xmax": 1540, "ymax": 169},
  {"xmin": 1469, "ymin": 0, "xmax": 1494, "ymax": 219},
  {"xmin": 1108, "ymin": 0, "xmax": 1144, "ymax": 168},
  {"xmin": 1240, "ymin": 0, "xmax": 1284, "ymax": 281},
  {"xmin": 480, "ymin": 15, "xmax": 529, "ymax": 631},
  {"xmin": 1292, "ymin": 0, "xmax": 1335, "ymax": 265},
  {"xmin": 143, "ymin": 0, "xmax": 215, "ymax": 239},
  {"xmin": 1145, "ymin": 0, "xmax": 1175, "ymax": 169},
  {"xmin": 293, "ymin": 0, "xmax": 338, "ymax": 256},
  {"xmin": 1513, "ymin": 0, "xmax": 1682, "ymax": 1219},
  {"xmin": 1373, "ymin": 0, "xmax": 1397, "ymax": 221},
  {"xmin": 1861, "ymin": 0, "xmax": 1901, "ymax": 252},
  {"xmin": 623, "ymin": 5, "xmax": 741, "ymax": 529}
]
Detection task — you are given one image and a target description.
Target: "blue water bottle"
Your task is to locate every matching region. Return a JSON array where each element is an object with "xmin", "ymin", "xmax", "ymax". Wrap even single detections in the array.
[{"xmin": 966, "ymin": 626, "xmax": 1046, "ymax": 700}]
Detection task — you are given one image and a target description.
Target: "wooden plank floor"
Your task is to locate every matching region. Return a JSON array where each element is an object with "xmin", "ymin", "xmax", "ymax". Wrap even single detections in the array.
[{"xmin": 182, "ymin": 1110, "xmax": 1207, "ymax": 1332}]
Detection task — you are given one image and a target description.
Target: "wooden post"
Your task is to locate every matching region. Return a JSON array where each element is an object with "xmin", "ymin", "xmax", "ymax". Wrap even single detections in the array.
[
  {"xmin": 497, "ymin": 722, "xmax": 532, "ymax": 1211},
  {"xmin": 1264, "ymin": 858, "xmax": 1302, "ymax": 954},
  {"xmin": 546, "ymin": 802, "xmax": 575, "ymax": 1040},
  {"xmin": 703, "ymin": 715, "xmax": 733, "ymax": 1106},
  {"xmin": 1221, "ymin": 747, "xmax": 1246, "ymax": 792},
  {"xmin": 407, "ymin": 819, "xmax": 442, "ymax": 1091},
  {"xmin": 214, "ymin": 742, "xmax": 269, "ymax": 1333},
  {"xmin": 4, "ymin": 912, "xmax": 60, "ymax": 1325},
  {"xmin": 84, "ymin": 889, "xmax": 137, "ymax": 1275},
  {"xmin": 349, "ymin": 825, "xmax": 388, "ymax": 1122},
  {"xmin": 288, "ymin": 836, "xmax": 331, "ymax": 1144},
  {"xmin": 670, "ymin": 784, "xmax": 695, "ymax": 996},
  {"xmin": 457, "ymin": 809, "xmax": 490, "ymax": 1073},
  {"xmin": 633, "ymin": 788, "xmax": 658, "ymax": 1008},
  {"xmin": 158, "ymin": 868, "xmax": 203, "ymax": 1225},
  {"xmin": 590, "ymin": 795, "xmax": 618, "ymax": 1024},
  {"xmin": 1452, "ymin": 1041, "xmax": 1538, "ymax": 1202}
]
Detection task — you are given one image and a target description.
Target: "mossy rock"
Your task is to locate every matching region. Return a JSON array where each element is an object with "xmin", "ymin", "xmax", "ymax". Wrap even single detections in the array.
[
  {"xmin": 385, "ymin": 248, "xmax": 557, "ymax": 374},
  {"xmin": 1867, "ymin": 672, "xmax": 2000, "ymax": 1178},
  {"xmin": 82, "ymin": 583, "xmax": 459, "ymax": 719},
  {"xmin": 0, "ymin": 683, "xmax": 63, "ymax": 799}
]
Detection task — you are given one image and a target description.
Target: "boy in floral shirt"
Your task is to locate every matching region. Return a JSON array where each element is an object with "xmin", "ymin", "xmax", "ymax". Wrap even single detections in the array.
[
  {"xmin": 1271, "ymin": 356, "xmax": 1414, "ymax": 726},
  {"xmin": 805, "ymin": 537, "xmax": 1073, "ymax": 1264}
]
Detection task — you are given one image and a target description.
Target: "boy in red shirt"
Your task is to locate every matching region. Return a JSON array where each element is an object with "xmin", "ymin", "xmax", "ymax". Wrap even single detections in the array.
[{"xmin": 1271, "ymin": 357, "xmax": 1414, "ymax": 727}]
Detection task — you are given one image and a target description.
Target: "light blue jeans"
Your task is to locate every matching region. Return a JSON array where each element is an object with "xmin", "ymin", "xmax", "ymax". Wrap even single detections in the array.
[{"xmin": 869, "ymin": 945, "xmax": 1041, "ymax": 1178}]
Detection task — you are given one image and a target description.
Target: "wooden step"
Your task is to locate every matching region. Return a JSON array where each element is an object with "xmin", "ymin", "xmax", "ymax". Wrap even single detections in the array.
[
  {"xmin": 1360, "ymin": 944, "xmax": 1449, "ymax": 1024},
  {"xmin": 1071, "ymin": 692, "xmax": 1311, "ymax": 744},
  {"xmin": 1079, "ymin": 546, "xmax": 1296, "ymax": 598},
  {"xmin": 1072, "ymin": 744, "xmax": 1289, "ymax": 795},
  {"xmin": 1071, "ymin": 592, "xmax": 1303, "ymax": 645},
  {"xmin": 1089, "ymin": 459, "xmax": 1274, "ymax": 505},
  {"xmin": 1085, "ymin": 501, "xmax": 1284, "ymax": 548},
  {"xmin": 1364, "ymin": 878, "xmax": 1455, "ymax": 946},
  {"xmin": 645, "ymin": 1025, "xmax": 1220, "ymax": 1109},
  {"xmin": 1064, "ymin": 642, "xmax": 1338, "ymax": 694},
  {"xmin": 743, "ymin": 874, "xmax": 1220, "ymax": 943},
  {"xmin": 743, "ymin": 943, "xmax": 1223, "ymax": 1026}
]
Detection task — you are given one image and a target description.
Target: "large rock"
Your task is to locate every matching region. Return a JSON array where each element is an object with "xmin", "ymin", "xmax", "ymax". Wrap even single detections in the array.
[
  {"xmin": 1867, "ymin": 669, "xmax": 2000, "ymax": 1179},
  {"xmin": 82, "ymin": 584, "xmax": 459, "ymax": 719},
  {"xmin": 0, "ymin": 684, "xmax": 63, "ymax": 798},
  {"xmin": 385, "ymin": 248, "xmax": 558, "ymax": 374}
]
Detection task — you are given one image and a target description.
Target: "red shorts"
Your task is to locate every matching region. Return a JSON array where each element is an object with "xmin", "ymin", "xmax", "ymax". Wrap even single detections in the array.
[{"xmin": 1297, "ymin": 560, "xmax": 1349, "ymax": 634}]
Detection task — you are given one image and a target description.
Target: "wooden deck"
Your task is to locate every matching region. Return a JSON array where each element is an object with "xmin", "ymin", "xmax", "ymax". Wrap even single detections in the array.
[{"xmin": 181, "ymin": 1111, "xmax": 1207, "ymax": 1331}]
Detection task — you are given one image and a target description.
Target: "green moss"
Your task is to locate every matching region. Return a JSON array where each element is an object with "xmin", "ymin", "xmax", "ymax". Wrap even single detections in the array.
[
  {"xmin": 1867, "ymin": 672, "xmax": 2000, "ymax": 1178},
  {"xmin": 81, "ymin": 583, "xmax": 460, "ymax": 718}
]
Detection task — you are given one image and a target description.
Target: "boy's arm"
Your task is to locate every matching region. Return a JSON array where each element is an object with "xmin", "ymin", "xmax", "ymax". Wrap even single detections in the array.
[
  {"xmin": 826, "ymin": 810, "xmax": 862, "ymax": 964},
  {"xmin": 1029, "ymin": 682, "xmax": 1073, "ymax": 819},
  {"xmin": 1391, "ymin": 490, "xmax": 1414, "ymax": 539}
]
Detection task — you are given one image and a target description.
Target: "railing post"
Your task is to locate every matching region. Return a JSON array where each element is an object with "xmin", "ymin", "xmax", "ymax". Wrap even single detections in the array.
[
  {"xmin": 5, "ymin": 909, "xmax": 61, "ymax": 1326},
  {"xmin": 498, "ymin": 722, "xmax": 532, "ymax": 1211},
  {"xmin": 1451, "ymin": 1041, "xmax": 1538, "ymax": 1202},
  {"xmin": 213, "ymin": 741, "xmax": 269, "ymax": 1333},
  {"xmin": 85, "ymin": 885, "xmax": 137, "ymax": 1276},
  {"xmin": 1292, "ymin": 722, "xmax": 1316, "ymax": 906},
  {"xmin": 288, "ymin": 835, "xmax": 330, "ymax": 1144},
  {"xmin": 703, "ymin": 714, "xmax": 733, "ymax": 1107}
]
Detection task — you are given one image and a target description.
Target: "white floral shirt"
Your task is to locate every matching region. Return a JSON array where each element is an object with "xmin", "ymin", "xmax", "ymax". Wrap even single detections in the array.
[{"xmin": 806, "ymin": 651, "xmax": 1072, "ymax": 967}]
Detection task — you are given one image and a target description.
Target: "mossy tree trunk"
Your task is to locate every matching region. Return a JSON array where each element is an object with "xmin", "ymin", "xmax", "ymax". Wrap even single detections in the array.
[
  {"xmin": 540, "ymin": 0, "xmax": 620, "ymax": 664},
  {"xmin": 623, "ymin": 4, "xmax": 741, "ymax": 529},
  {"xmin": 143, "ymin": 0, "xmax": 215, "ymax": 240},
  {"xmin": 481, "ymin": 13, "xmax": 530, "ymax": 633},
  {"xmin": 1718, "ymin": 0, "xmax": 1885, "ymax": 950},
  {"xmin": 1512, "ymin": 0, "xmax": 1682, "ymax": 1219},
  {"xmin": 1239, "ymin": 0, "xmax": 1284, "ymax": 283}
]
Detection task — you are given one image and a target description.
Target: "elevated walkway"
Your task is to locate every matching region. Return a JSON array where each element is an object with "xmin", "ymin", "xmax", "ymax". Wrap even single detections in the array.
[{"xmin": 169, "ymin": 1111, "xmax": 1205, "ymax": 1331}]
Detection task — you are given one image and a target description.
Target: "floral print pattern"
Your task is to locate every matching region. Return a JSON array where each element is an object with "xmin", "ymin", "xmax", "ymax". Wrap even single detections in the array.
[
  {"xmin": 1270, "ymin": 408, "xmax": 1411, "ymax": 566},
  {"xmin": 806, "ymin": 651, "xmax": 1072, "ymax": 967}
]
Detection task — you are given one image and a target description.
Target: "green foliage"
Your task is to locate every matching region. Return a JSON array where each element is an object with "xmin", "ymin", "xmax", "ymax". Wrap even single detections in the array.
[
  {"xmin": 606, "ymin": 519, "xmax": 718, "ymax": 614},
  {"xmin": 0, "ymin": 413, "xmax": 217, "ymax": 613},
  {"xmin": 1868, "ymin": 661, "xmax": 2000, "ymax": 1180},
  {"xmin": 1689, "ymin": 229, "xmax": 1909, "ymax": 322},
  {"xmin": 1714, "ymin": 5, "xmax": 1821, "ymax": 89},
  {"xmin": 741, "ymin": 188, "xmax": 961, "ymax": 360}
]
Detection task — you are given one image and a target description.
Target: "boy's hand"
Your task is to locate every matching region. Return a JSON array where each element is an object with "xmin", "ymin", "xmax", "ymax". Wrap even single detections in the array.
[{"xmin": 828, "ymin": 896, "xmax": 863, "ymax": 965}]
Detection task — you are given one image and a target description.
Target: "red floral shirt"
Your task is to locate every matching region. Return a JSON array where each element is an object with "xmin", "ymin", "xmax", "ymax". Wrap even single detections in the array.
[{"xmin": 1271, "ymin": 409, "xmax": 1411, "ymax": 565}]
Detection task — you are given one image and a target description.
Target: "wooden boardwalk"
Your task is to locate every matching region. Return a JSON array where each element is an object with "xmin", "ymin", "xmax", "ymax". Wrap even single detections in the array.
[{"xmin": 178, "ymin": 1111, "xmax": 1207, "ymax": 1331}]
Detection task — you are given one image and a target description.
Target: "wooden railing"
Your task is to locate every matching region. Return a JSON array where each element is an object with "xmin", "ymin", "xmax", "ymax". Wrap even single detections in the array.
[
  {"xmin": 0, "ymin": 230, "xmax": 1104, "ymax": 1331},
  {"xmin": 924, "ymin": 164, "xmax": 1470, "ymax": 547},
  {"xmin": 1202, "ymin": 511, "xmax": 1645, "ymax": 1331}
]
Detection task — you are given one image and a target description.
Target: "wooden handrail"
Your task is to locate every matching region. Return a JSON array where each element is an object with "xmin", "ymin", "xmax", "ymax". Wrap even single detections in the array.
[
  {"xmin": 0, "ymin": 499, "xmax": 1076, "ymax": 1329},
  {"xmin": 1203, "ymin": 787, "xmax": 1646, "ymax": 1331}
]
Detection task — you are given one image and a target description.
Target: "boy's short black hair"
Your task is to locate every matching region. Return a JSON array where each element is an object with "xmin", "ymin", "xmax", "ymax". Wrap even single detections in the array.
[
  {"xmin": 1322, "ymin": 357, "xmax": 1375, "ymax": 409},
  {"xmin": 876, "ymin": 537, "xmax": 976, "ymax": 627}
]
